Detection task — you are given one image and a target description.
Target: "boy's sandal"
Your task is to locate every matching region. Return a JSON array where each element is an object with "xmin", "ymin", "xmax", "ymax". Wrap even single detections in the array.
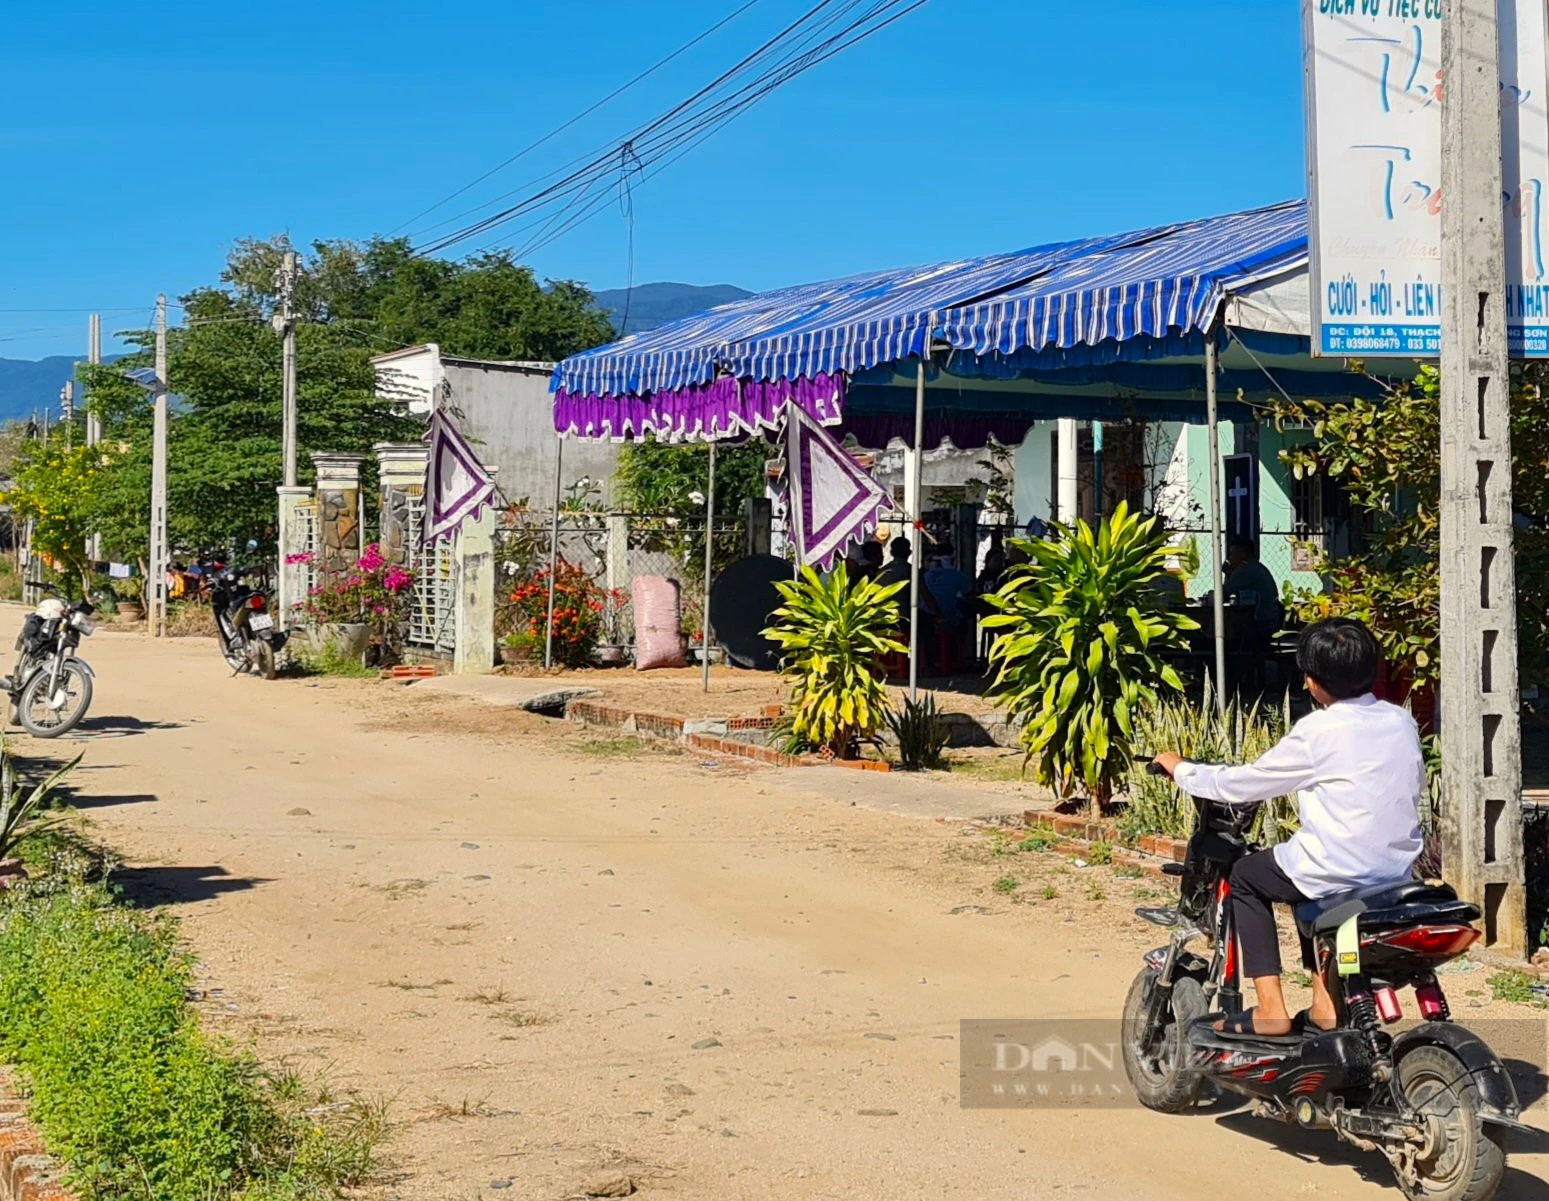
[
  {"xmin": 1214, "ymin": 1009, "xmax": 1294, "ymax": 1036},
  {"xmin": 1291, "ymin": 1009, "xmax": 1337, "ymax": 1035}
]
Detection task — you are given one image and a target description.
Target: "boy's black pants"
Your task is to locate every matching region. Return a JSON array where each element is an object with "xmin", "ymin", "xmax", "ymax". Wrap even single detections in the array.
[{"xmin": 1230, "ymin": 849, "xmax": 1315, "ymax": 980}]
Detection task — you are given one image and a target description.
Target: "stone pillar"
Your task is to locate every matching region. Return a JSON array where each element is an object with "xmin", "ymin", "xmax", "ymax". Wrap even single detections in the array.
[
  {"xmin": 310, "ymin": 452, "xmax": 365, "ymax": 578},
  {"xmin": 452, "ymin": 471, "xmax": 497, "ymax": 675},
  {"xmin": 276, "ymin": 485, "xmax": 311, "ymax": 628},
  {"xmin": 375, "ymin": 443, "xmax": 428, "ymax": 569}
]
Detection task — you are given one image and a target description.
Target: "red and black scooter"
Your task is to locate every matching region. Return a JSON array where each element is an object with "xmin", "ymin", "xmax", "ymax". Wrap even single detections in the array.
[{"xmin": 1122, "ymin": 764, "xmax": 1529, "ymax": 1201}]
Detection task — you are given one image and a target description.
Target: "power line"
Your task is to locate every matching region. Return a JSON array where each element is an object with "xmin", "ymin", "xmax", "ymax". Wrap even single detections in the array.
[
  {"xmin": 412, "ymin": 0, "xmax": 926, "ymax": 260},
  {"xmin": 499, "ymin": 0, "xmax": 929, "ymax": 264},
  {"xmin": 405, "ymin": 0, "xmax": 867, "ymax": 246},
  {"xmin": 0, "ymin": 306, "xmax": 146, "ymax": 314},
  {"xmin": 411, "ymin": 0, "xmax": 864, "ymax": 253},
  {"xmin": 391, "ymin": 0, "xmax": 771, "ymax": 237}
]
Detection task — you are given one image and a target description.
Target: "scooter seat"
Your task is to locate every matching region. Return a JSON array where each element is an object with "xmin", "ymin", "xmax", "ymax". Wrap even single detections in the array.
[{"xmin": 1293, "ymin": 880, "xmax": 1479, "ymax": 938}]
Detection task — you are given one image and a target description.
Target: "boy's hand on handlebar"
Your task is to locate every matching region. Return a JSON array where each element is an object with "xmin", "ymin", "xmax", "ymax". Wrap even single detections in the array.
[{"xmin": 1150, "ymin": 752, "xmax": 1183, "ymax": 778}]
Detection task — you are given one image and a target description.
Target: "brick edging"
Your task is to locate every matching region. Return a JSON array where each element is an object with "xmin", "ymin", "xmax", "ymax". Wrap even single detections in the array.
[
  {"xmin": 0, "ymin": 1071, "xmax": 75, "ymax": 1200},
  {"xmin": 569, "ymin": 699, "xmax": 892, "ymax": 772}
]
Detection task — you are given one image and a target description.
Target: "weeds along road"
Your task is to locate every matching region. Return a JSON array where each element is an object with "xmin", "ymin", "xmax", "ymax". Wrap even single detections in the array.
[{"xmin": 22, "ymin": 626, "xmax": 1548, "ymax": 1201}]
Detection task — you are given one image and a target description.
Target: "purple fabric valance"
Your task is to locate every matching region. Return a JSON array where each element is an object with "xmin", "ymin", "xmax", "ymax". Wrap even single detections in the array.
[{"xmin": 554, "ymin": 374, "xmax": 845, "ymax": 443}]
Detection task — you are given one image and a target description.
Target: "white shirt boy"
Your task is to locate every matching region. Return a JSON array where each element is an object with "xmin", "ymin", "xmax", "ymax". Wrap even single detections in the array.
[{"xmin": 1172, "ymin": 695, "xmax": 1425, "ymax": 899}]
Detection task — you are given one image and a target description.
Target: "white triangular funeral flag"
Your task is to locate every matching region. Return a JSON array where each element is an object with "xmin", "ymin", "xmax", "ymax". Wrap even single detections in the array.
[
  {"xmin": 786, "ymin": 401, "xmax": 894, "ymax": 570},
  {"xmin": 425, "ymin": 409, "xmax": 496, "ymax": 541}
]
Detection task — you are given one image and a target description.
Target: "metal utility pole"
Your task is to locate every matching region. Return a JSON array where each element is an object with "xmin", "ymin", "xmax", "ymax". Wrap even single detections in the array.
[
  {"xmin": 276, "ymin": 251, "xmax": 299, "ymax": 488},
  {"xmin": 1056, "ymin": 418, "xmax": 1079, "ymax": 523},
  {"xmin": 701, "ymin": 441, "xmax": 716, "ymax": 693},
  {"xmin": 150, "ymin": 295, "xmax": 169, "ymax": 640},
  {"xmin": 1440, "ymin": 0, "xmax": 1527, "ymax": 955},
  {"xmin": 908, "ymin": 357, "xmax": 926, "ymax": 702},
  {"xmin": 1204, "ymin": 337, "xmax": 1227, "ymax": 712}
]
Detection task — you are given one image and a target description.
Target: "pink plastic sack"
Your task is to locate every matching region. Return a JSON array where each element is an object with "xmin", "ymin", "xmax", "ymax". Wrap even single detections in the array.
[{"xmin": 632, "ymin": 576, "xmax": 686, "ymax": 670}]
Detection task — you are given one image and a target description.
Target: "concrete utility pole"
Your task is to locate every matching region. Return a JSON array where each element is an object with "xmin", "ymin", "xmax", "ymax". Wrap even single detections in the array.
[
  {"xmin": 150, "ymin": 295, "xmax": 169, "ymax": 640},
  {"xmin": 1440, "ymin": 1, "xmax": 1527, "ymax": 955},
  {"xmin": 276, "ymin": 251, "xmax": 299, "ymax": 489},
  {"xmin": 59, "ymin": 383, "xmax": 74, "ymax": 448},
  {"xmin": 86, "ymin": 314, "xmax": 101, "ymax": 449},
  {"xmin": 86, "ymin": 314, "xmax": 102, "ymax": 563}
]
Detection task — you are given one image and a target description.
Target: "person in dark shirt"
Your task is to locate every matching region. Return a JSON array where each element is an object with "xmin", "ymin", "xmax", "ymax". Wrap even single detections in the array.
[{"xmin": 1224, "ymin": 538, "xmax": 1284, "ymax": 636}]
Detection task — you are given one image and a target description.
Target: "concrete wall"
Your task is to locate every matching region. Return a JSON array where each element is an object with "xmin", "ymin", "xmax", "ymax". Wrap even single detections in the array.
[{"xmin": 443, "ymin": 362, "xmax": 621, "ymax": 508}]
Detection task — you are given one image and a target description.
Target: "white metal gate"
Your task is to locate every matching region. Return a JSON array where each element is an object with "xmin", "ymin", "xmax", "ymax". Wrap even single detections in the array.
[
  {"xmin": 406, "ymin": 495, "xmax": 455, "ymax": 654},
  {"xmin": 292, "ymin": 501, "xmax": 319, "ymax": 623}
]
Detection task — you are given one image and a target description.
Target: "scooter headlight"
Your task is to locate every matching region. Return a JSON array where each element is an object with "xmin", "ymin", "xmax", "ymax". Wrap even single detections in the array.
[{"xmin": 69, "ymin": 612, "xmax": 95, "ymax": 636}]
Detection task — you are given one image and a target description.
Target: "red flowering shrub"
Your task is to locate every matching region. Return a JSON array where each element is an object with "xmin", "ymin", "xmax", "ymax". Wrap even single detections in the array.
[{"xmin": 508, "ymin": 562, "xmax": 618, "ymax": 668}]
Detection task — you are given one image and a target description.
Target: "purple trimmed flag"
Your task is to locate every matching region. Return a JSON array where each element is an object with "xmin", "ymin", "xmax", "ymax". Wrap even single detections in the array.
[
  {"xmin": 785, "ymin": 401, "xmax": 894, "ymax": 570},
  {"xmin": 425, "ymin": 409, "xmax": 496, "ymax": 541}
]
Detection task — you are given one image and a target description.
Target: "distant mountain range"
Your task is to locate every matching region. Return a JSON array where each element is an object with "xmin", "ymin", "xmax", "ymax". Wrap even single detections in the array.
[
  {"xmin": 0, "ymin": 283, "xmax": 750, "ymax": 421},
  {"xmin": 0, "ymin": 355, "xmax": 126, "ymax": 425},
  {"xmin": 593, "ymin": 282, "xmax": 752, "ymax": 337}
]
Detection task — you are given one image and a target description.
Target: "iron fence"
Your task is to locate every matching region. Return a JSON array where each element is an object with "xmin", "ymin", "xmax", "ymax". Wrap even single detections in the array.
[{"xmin": 494, "ymin": 510, "xmax": 744, "ymax": 654}]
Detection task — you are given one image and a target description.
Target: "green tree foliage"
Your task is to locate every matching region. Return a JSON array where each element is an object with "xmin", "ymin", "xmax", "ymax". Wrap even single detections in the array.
[
  {"xmin": 986, "ymin": 504, "xmax": 1196, "ymax": 809},
  {"xmin": 70, "ymin": 236, "xmax": 614, "ymax": 564},
  {"xmin": 1272, "ymin": 363, "xmax": 1549, "ymax": 688},
  {"xmin": 613, "ymin": 437, "xmax": 771, "ymax": 517}
]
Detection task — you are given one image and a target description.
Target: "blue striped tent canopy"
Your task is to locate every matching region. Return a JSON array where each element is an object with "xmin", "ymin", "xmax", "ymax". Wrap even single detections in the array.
[{"xmin": 553, "ymin": 200, "xmax": 1309, "ymax": 403}]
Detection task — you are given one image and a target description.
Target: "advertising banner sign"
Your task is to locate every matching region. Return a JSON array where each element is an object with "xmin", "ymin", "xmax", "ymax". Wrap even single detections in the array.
[{"xmin": 1305, "ymin": 0, "xmax": 1549, "ymax": 357}]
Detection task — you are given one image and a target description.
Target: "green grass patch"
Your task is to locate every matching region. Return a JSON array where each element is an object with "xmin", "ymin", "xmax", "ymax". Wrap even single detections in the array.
[
  {"xmin": 1015, "ymin": 827, "xmax": 1058, "ymax": 854},
  {"xmin": 1487, "ymin": 969, "xmax": 1548, "ymax": 1008},
  {"xmin": 0, "ymin": 849, "xmax": 385, "ymax": 1199},
  {"xmin": 1085, "ymin": 841, "xmax": 1114, "ymax": 866},
  {"xmin": 948, "ymin": 752, "xmax": 1026, "ymax": 783},
  {"xmin": 575, "ymin": 735, "xmax": 669, "ymax": 758},
  {"xmin": 992, "ymin": 874, "xmax": 1020, "ymax": 895},
  {"xmin": 286, "ymin": 643, "xmax": 377, "ymax": 679}
]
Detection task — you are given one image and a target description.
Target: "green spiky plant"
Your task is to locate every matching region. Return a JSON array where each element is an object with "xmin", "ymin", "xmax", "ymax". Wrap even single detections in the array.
[
  {"xmin": 0, "ymin": 748, "xmax": 80, "ymax": 862},
  {"xmin": 985, "ymin": 503, "xmax": 1197, "ymax": 810},
  {"xmin": 886, "ymin": 694, "xmax": 950, "ymax": 771},
  {"xmin": 1122, "ymin": 682, "xmax": 1295, "ymax": 843},
  {"xmin": 763, "ymin": 563, "xmax": 905, "ymax": 759}
]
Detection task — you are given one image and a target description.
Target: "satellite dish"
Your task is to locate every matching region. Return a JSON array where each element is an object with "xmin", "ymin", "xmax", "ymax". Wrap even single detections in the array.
[{"xmin": 708, "ymin": 554, "xmax": 790, "ymax": 671}]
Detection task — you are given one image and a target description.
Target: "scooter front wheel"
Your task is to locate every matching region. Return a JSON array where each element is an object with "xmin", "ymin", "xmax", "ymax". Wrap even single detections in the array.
[
  {"xmin": 1121, "ymin": 967, "xmax": 1206, "ymax": 1113},
  {"xmin": 1392, "ymin": 1045, "xmax": 1507, "ymax": 1201}
]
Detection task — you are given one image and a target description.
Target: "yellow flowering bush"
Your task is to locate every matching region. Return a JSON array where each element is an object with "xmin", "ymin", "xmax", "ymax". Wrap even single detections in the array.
[{"xmin": 2, "ymin": 440, "xmax": 108, "ymax": 589}]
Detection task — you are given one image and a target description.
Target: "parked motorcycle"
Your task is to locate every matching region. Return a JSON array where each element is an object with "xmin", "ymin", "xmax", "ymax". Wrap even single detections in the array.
[
  {"xmin": 1122, "ymin": 764, "xmax": 1528, "ymax": 1201},
  {"xmin": 5, "ymin": 591, "xmax": 96, "ymax": 738},
  {"xmin": 210, "ymin": 549, "xmax": 285, "ymax": 679}
]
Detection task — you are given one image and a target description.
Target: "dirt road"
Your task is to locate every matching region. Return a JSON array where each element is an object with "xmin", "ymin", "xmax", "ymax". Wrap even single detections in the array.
[{"xmin": 24, "ymin": 626, "xmax": 1549, "ymax": 1201}]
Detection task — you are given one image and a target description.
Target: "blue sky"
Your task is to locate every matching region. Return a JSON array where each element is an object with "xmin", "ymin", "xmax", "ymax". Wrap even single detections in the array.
[{"xmin": 1, "ymin": 0, "xmax": 1303, "ymax": 361}]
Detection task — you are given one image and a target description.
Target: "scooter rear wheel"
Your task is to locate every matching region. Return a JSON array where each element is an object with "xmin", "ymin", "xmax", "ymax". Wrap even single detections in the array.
[
  {"xmin": 1392, "ymin": 1045, "xmax": 1507, "ymax": 1201},
  {"xmin": 251, "ymin": 640, "xmax": 276, "ymax": 680},
  {"xmin": 1122, "ymin": 968, "xmax": 1206, "ymax": 1113}
]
